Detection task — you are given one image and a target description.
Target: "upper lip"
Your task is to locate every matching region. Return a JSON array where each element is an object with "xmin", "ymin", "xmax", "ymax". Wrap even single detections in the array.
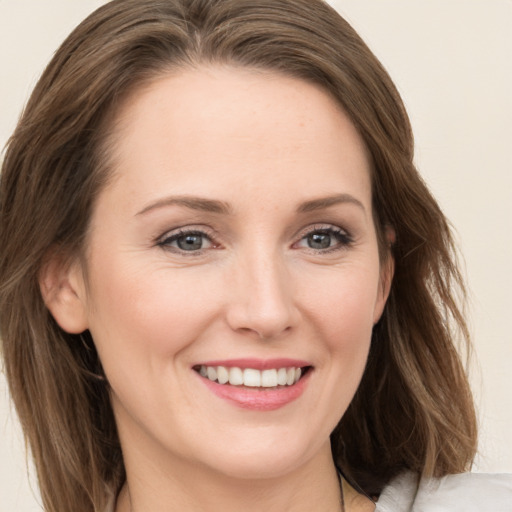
[{"xmin": 193, "ymin": 358, "xmax": 312, "ymax": 370}]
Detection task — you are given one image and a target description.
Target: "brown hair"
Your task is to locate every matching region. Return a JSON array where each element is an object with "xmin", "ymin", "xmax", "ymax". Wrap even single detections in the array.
[{"xmin": 0, "ymin": 0, "xmax": 477, "ymax": 510}]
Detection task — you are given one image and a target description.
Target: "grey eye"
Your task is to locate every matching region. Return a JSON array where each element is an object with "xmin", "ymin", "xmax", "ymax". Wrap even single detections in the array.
[
  {"xmin": 307, "ymin": 232, "xmax": 332, "ymax": 249},
  {"xmin": 295, "ymin": 226, "xmax": 353, "ymax": 252},
  {"xmin": 176, "ymin": 233, "xmax": 206, "ymax": 251},
  {"xmin": 159, "ymin": 230, "xmax": 213, "ymax": 252}
]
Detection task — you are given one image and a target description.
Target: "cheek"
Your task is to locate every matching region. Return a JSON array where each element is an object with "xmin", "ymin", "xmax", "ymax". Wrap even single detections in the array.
[
  {"xmin": 300, "ymin": 264, "xmax": 379, "ymax": 344},
  {"xmin": 84, "ymin": 257, "xmax": 221, "ymax": 377},
  {"xmin": 292, "ymin": 265, "xmax": 379, "ymax": 430},
  {"xmin": 298, "ymin": 263, "xmax": 378, "ymax": 394}
]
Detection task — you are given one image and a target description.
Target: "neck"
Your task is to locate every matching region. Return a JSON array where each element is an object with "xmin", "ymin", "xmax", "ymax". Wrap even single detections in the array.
[{"xmin": 116, "ymin": 443, "xmax": 343, "ymax": 512}]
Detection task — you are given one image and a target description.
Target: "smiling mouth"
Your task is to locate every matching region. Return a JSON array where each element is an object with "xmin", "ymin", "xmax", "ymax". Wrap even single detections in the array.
[{"xmin": 193, "ymin": 365, "xmax": 312, "ymax": 388}]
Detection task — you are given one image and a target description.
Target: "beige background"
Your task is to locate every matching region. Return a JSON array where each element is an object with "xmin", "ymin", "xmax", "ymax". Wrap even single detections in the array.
[{"xmin": 1, "ymin": 1, "xmax": 511, "ymax": 510}]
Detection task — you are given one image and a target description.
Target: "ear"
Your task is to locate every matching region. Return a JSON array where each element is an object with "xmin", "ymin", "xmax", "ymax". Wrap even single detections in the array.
[
  {"xmin": 39, "ymin": 252, "xmax": 89, "ymax": 334},
  {"xmin": 373, "ymin": 226, "xmax": 395, "ymax": 324}
]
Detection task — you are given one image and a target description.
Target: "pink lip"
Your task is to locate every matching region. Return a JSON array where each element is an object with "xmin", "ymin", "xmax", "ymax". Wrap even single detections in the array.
[
  {"xmin": 194, "ymin": 361, "xmax": 312, "ymax": 411},
  {"xmin": 194, "ymin": 358, "xmax": 311, "ymax": 370}
]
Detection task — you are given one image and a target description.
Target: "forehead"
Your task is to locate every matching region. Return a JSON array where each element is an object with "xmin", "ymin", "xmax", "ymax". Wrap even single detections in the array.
[{"xmin": 102, "ymin": 66, "xmax": 372, "ymax": 212}]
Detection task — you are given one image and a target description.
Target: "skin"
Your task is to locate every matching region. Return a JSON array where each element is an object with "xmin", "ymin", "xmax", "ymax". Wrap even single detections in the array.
[{"xmin": 44, "ymin": 66, "xmax": 391, "ymax": 512}]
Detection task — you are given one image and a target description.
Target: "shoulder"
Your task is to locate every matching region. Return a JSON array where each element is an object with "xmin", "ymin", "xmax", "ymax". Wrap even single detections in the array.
[{"xmin": 375, "ymin": 471, "xmax": 512, "ymax": 512}]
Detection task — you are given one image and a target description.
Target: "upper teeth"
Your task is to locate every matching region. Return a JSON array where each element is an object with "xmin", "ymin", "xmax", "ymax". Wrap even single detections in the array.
[{"xmin": 198, "ymin": 365, "xmax": 303, "ymax": 387}]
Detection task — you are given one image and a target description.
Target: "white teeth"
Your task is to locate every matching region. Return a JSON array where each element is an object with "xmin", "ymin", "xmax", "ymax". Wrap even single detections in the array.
[
  {"xmin": 229, "ymin": 367, "xmax": 244, "ymax": 386},
  {"xmin": 277, "ymin": 368, "xmax": 288, "ymax": 386},
  {"xmin": 261, "ymin": 369, "xmax": 278, "ymax": 387},
  {"xmin": 217, "ymin": 366, "xmax": 229, "ymax": 384},
  {"xmin": 206, "ymin": 366, "xmax": 217, "ymax": 381},
  {"xmin": 243, "ymin": 368, "xmax": 261, "ymax": 387},
  {"xmin": 198, "ymin": 365, "xmax": 306, "ymax": 387}
]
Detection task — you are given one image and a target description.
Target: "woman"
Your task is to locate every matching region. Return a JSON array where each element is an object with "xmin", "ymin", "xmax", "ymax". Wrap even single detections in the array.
[{"xmin": 0, "ymin": 1, "xmax": 510, "ymax": 511}]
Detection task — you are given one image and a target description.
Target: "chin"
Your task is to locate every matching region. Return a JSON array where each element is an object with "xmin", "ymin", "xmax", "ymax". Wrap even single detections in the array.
[{"xmin": 188, "ymin": 426, "xmax": 330, "ymax": 481}]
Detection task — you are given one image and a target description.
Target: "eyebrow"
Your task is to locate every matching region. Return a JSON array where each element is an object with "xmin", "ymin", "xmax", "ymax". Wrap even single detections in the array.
[
  {"xmin": 136, "ymin": 195, "xmax": 232, "ymax": 216},
  {"xmin": 136, "ymin": 192, "xmax": 365, "ymax": 217},
  {"xmin": 297, "ymin": 193, "xmax": 365, "ymax": 213}
]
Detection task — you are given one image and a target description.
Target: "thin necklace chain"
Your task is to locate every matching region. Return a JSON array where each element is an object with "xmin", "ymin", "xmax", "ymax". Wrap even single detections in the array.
[{"xmin": 339, "ymin": 473, "xmax": 346, "ymax": 512}]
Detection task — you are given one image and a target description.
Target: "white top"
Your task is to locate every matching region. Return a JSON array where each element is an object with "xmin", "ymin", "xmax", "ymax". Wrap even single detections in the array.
[
  {"xmin": 105, "ymin": 472, "xmax": 512, "ymax": 511},
  {"xmin": 375, "ymin": 471, "xmax": 512, "ymax": 511}
]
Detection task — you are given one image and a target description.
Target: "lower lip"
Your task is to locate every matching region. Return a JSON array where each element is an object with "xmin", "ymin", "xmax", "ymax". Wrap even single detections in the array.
[{"xmin": 196, "ymin": 371, "xmax": 311, "ymax": 411}]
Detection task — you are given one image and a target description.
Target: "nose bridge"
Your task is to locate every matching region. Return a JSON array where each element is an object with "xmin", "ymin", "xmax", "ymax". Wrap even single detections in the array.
[{"xmin": 226, "ymin": 244, "xmax": 296, "ymax": 339}]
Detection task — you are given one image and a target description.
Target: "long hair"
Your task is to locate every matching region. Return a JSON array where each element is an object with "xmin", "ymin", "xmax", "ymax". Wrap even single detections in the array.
[{"xmin": 0, "ymin": 0, "xmax": 477, "ymax": 510}]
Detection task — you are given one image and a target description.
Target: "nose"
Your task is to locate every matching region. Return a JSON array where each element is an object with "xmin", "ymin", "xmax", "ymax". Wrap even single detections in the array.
[{"xmin": 225, "ymin": 251, "xmax": 298, "ymax": 340}]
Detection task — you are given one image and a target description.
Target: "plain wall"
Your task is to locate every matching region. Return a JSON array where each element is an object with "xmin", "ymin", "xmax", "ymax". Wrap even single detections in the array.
[{"xmin": 1, "ymin": 1, "xmax": 511, "ymax": 510}]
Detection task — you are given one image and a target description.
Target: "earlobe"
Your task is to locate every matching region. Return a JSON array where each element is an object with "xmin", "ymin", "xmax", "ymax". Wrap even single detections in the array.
[{"xmin": 39, "ymin": 254, "xmax": 89, "ymax": 334}]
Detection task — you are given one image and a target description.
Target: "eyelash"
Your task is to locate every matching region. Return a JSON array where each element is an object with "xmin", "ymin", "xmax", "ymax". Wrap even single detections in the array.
[
  {"xmin": 156, "ymin": 224, "xmax": 353, "ymax": 255},
  {"xmin": 156, "ymin": 227, "xmax": 218, "ymax": 255},
  {"xmin": 294, "ymin": 224, "xmax": 354, "ymax": 253}
]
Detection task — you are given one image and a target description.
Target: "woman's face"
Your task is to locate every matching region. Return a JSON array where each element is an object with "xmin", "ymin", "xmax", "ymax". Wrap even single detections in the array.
[{"xmin": 66, "ymin": 67, "xmax": 392, "ymax": 480}]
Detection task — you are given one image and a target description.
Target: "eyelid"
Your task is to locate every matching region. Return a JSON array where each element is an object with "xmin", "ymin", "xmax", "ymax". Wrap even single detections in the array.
[
  {"xmin": 293, "ymin": 223, "xmax": 354, "ymax": 252},
  {"xmin": 156, "ymin": 225, "xmax": 221, "ymax": 253},
  {"xmin": 295, "ymin": 223, "xmax": 351, "ymax": 239}
]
